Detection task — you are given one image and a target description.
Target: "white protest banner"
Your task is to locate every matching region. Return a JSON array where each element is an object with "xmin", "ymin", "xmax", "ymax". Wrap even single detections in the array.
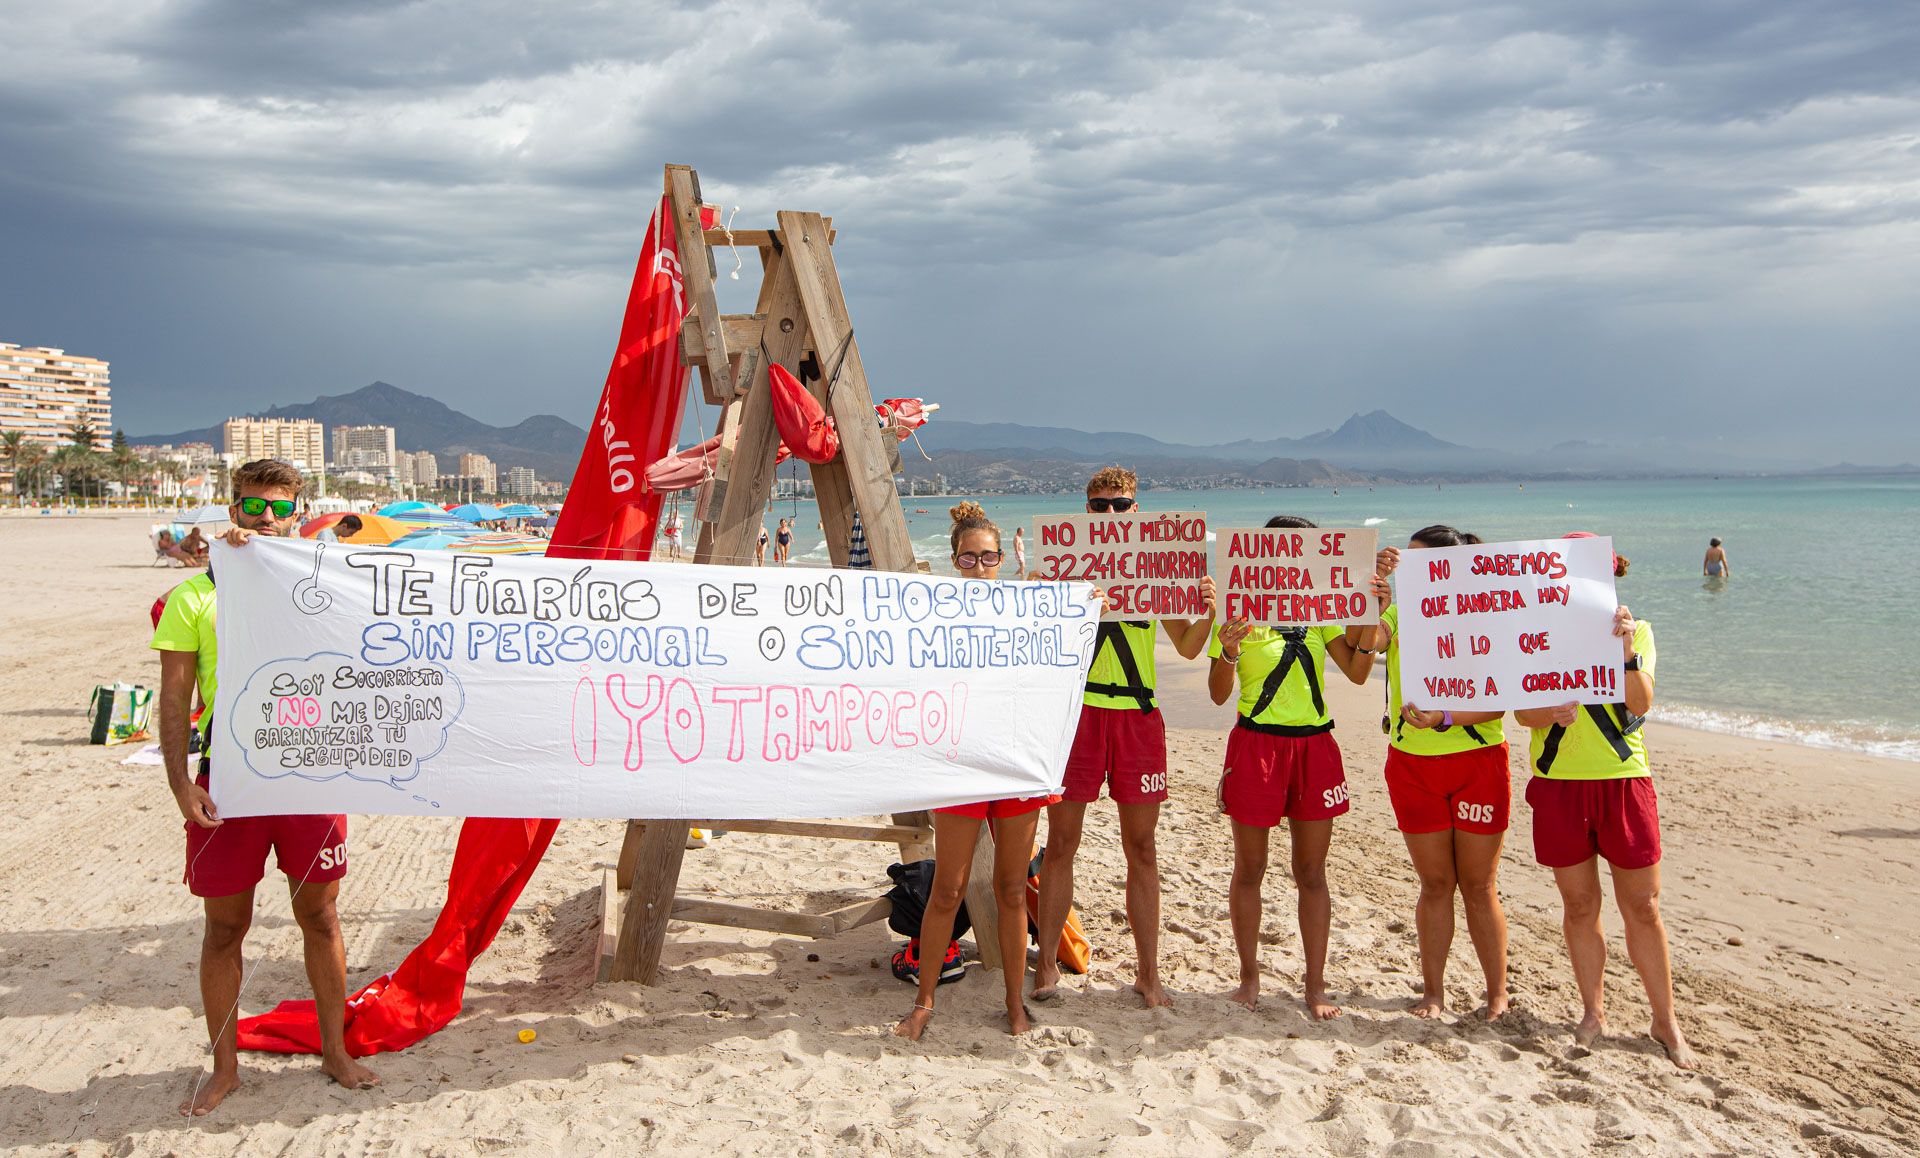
[
  {"xmin": 1213, "ymin": 526, "xmax": 1379, "ymax": 627},
  {"xmin": 1394, "ymin": 536, "xmax": 1622, "ymax": 711},
  {"xmin": 208, "ymin": 537, "xmax": 1100, "ymax": 819},
  {"xmin": 1027, "ymin": 512, "xmax": 1209, "ymax": 620}
]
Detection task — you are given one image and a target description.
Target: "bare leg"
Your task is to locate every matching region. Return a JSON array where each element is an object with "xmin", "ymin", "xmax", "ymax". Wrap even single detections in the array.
[
  {"xmin": 1032, "ymin": 801, "xmax": 1086, "ymax": 1000},
  {"xmin": 991, "ymin": 811, "xmax": 1042, "ymax": 1034},
  {"xmin": 1453, "ymin": 829, "xmax": 1510, "ymax": 1019},
  {"xmin": 1401, "ymin": 830, "xmax": 1457, "ymax": 1018},
  {"xmin": 1227, "ymin": 822, "xmax": 1269, "ymax": 1010},
  {"xmin": 181, "ymin": 890, "xmax": 252, "ymax": 1116},
  {"xmin": 1552, "ymin": 858, "xmax": 1608, "ymax": 1045},
  {"xmin": 1118, "ymin": 801, "xmax": 1170, "ymax": 1007},
  {"xmin": 1611, "ymin": 862, "xmax": 1697, "ymax": 1069},
  {"xmin": 894, "ymin": 812, "xmax": 981, "ymax": 1042},
  {"xmin": 1290, "ymin": 818, "xmax": 1342, "ymax": 1020},
  {"xmin": 290, "ymin": 878, "xmax": 379, "ymax": 1090}
]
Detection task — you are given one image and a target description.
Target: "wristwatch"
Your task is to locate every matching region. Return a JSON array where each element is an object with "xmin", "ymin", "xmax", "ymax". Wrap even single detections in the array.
[{"xmin": 1624, "ymin": 653, "xmax": 1642, "ymax": 672}]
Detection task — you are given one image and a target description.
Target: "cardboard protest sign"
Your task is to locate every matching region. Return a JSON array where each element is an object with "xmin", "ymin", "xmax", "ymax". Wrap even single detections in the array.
[
  {"xmin": 208, "ymin": 537, "xmax": 1099, "ymax": 819},
  {"xmin": 1027, "ymin": 512, "xmax": 1209, "ymax": 620},
  {"xmin": 1213, "ymin": 526, "xmax": 1378, "ymax": 627},
  {"xmin": 1393, "ymin": 536, "xmax": 1623, "ymax": 711}
]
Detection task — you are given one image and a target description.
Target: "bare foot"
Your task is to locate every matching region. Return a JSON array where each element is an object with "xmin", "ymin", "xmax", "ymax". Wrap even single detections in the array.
[
  {"xmin": 1306, "ymin": 989, "xmax": 1344, "ymax": 1021},
  {"xmin": 1132, "ymin": 978, "xmax": 1174, "ymax": 1009},
  {"xmin": 1409, "ymin": 993, "xmax": 1445, "ymax": 1019},
  {"xmin": 1229, "ymin": 977, "xmax": 1260, "ymax": 1011},
  {"xmin": 892, "ymin": 1007, "xmax": 932, "ymax": 1042},
  {"xmin": 321, "ymin": 1054, "xmax": 381, "ymax": 1091},
  {"xmin": 179, "ymin": 1068, "xmax": 241, "ymax": 1116},
  {"xmin": 1574, "ymin": 1011, "xmax": 1605, "ymax": 1047},
  {"xmin": 1007, "ymin": 1003, "xmax": 1033, "ymax": 1035},
  {"xmin": 1031, "ymin": 961, "xmax": 1061, "ymax": 1002},
  {"xmin": 1482, "ymin": 991, "xmax": 1511, "ymax": 1020},
  {"xmin": 1651, "ymin": 1021, "xmax": 1698, "ymax": 1070}
]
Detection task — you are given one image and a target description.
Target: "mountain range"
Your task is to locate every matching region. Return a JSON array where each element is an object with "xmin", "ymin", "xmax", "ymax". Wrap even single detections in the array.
[{"xmin": 131, "ymin": 381, "xmax": 591, "ymax": 480}]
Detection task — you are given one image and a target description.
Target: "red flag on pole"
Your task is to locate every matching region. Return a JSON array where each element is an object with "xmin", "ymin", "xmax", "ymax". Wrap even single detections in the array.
[
  {"xmin": 549, "ymin": 193, "xmax": 705, "ymax": 562},
  {"xmin": 237, "ymin": 197, "xmax": 710, "ymax": 1057}
]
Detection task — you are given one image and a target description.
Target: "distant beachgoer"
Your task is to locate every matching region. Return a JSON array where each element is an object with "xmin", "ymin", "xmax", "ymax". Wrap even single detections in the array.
[
  {"xmin": 1032, "ymin": 466, "xmax": 1215, "ymax": 1010},
  {"xmin": 1364, "ymin": 525, "xmax": 1511, "ymax": 1021},
  {"xmin": 895, "ymin": 502, "xmax": 1050, "ymax": 1043},
  {"xmin": 661, "ymin": 516, "xmax": 682, "ymax": 560},
  {"xmin": 315, "ymin": 515, "xmax": 363, "ymax": 544},
  {"xmin": 179, "ymin": 527, "xmax": 210, "ymax": 567},
  {"xmin": 775, "ymin": 518, "xmax": 792, "ymax": 564},
  {"xmin": 1013, "ymin": 526, "xmax": 1027, "ymax": 576},
  {"xmin": 755, "ymin": 525, "xmax": 769, "ymax": 566},
  {"xmin": 1513, "ymin": 533, "xmax": 1696, "ymax": 1069},
  {"xmin": 1703, "ymin": 538, "xmax": 1730, "ymax": 578},
  {"xmin": 1209, "ymin": 514, "xmax": 1376, "ymax": 1019},
  {"xmin": 152, "ymin": 460, "xmax": 380, "ymax": 1115}
]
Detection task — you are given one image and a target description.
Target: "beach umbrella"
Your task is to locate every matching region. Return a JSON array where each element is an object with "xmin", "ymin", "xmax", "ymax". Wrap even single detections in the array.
[
  {"xmin": 378, "ymin": 500, "xmax": 438, "ymax": 516},
  {"xmin": 449, "ymin": 502, "xmax": 507, "ymax": 522},
  {"xmin": 499, "ymin": 503, "xmax": 542, "ymax": 518},
  {"xmin": 396, "ymin": 509, "xmax": 477, "ymax": 527},
  {"xmin": 446, "ymin": 532, "xmax": 547, "ymax": 555},
  {"xmin": 388, "ymin": 529, "xmax": 474, "ymax": 551},
  {"xmin": 176, "ymin": 504, "xmax": 232, "ymax": 526},
  {"xmin": 300, "ymin": 512, "xmax": 352, "ymax": 538},
  {"xmin": 333, "ymin": 514, "xmax": 416, "ymax": 544}
]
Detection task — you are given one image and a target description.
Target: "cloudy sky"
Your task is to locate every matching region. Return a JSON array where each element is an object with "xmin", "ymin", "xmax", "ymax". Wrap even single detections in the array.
[{"xmin": 4, "ymin": 0, "xmax": 1917, "ymax": 465}]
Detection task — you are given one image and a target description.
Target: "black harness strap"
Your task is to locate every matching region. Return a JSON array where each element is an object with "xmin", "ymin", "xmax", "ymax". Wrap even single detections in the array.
[
  {"xmin": 1536, "ymin": 704, "xmax": 1642, "ymax": 774},
  {"xmin": 1086, "ymin": 621, "xmax": 1156, "ymax": 713},
  {"xmin": 1248, "ymin": 629, "xmax": 1323, "ymax": 721}
]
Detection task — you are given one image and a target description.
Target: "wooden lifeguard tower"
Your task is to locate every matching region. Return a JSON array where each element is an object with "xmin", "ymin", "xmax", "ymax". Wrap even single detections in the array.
[{"xmin": 596, "ymin": 164, "xmax": 1006, "ymax": 984}]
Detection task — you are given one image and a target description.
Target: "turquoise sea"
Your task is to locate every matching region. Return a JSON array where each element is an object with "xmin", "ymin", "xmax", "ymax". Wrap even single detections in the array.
[{"xmin": 754, "ymin": 475, "xmax": 1920, "ymax": 762}]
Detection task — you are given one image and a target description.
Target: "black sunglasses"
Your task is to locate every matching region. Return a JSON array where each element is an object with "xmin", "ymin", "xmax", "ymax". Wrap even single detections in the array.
[
  {"xmin": 955, "ymin": 550, "xmax": 1004, "ymax": 570},
  {"xmin": 236, "ymin": 496, "xmax": 297, "ymax": 519},
  {"xmin": 1087, "ymin": 496, "xmax": 1136, "ymax": 513}
]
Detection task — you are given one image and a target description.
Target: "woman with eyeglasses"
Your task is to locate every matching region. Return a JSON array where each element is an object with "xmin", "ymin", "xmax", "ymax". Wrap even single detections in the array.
[
  {"xmin": 1209, "ymin": 515, "xmax": 1383, "ymax": 1018},
  {"xmin": 894, "ymin": 501, "xmax": 1054, "ymax": 1042}
]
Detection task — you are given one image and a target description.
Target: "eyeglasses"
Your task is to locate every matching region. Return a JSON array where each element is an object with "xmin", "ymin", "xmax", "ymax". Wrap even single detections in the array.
[
  {"xmin": 236, "ymin": 496, "xmax": 297, "ymax": 519},
  {"xmin": 955, "ymin": 550, "xmax": 1004, "ymax": 570},
  {"xmin": 1087, "ymin": 496, "xmax": 1136, "ymax": 513}
]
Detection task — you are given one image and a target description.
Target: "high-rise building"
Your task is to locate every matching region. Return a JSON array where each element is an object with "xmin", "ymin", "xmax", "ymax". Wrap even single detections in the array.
[
  {"xmin": 502, "ymin": 466, "xmax": 538, "ymax": 497},
  {"xmin": 457, "ymin": 452, "xmax": 496, "ymax": 493},
  {"xmin": 0, "ymin": 343, "xmax": 112, "ymax": 490},
  {"xmin": 410, "ymin": 451, "xmax": 439, "ymax": 488},
  {"xmin": 332, "ymin": 424, "xmax": 397, "ymax": 479},
  {"xmin": 223, "ymin": 417, "xmax": 326, "ymax": 472}
]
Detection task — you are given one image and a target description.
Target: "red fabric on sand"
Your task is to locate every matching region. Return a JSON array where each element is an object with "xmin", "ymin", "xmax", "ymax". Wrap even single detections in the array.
[{"xmin": 236, "ymin": 817, "xmax": 559, "ymax": 1056}]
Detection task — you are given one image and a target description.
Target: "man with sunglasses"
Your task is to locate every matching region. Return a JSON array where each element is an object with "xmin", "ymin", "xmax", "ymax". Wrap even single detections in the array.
[
  {"xmin": 1032, "ymin": 466, "xmax": 1215, "ymax": 1007},
  {"xmin": 152, "ymin": 459, "xmax": 380, "ymax": 1115}
]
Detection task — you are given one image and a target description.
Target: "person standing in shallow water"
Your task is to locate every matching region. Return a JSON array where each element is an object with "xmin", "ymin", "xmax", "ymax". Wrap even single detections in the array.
[
  {"xmin": 1363, "ymin": 525, "xmax": 1512, "ymax": 1021},
  {"xmin": 1702, "ymin": 537, "xmax": 1731, "ymax": 578},
  {"xmin": 1208, "ymin": 514, "xmax": 1382, "ymax": 1019},
  {"xmin": 1514, "ymin": 533, "xmax": 1697, "ymax": 1069},
  {"xmin": 894, "ymin": 502, "xmax": 1054, "ymax": 1042}
]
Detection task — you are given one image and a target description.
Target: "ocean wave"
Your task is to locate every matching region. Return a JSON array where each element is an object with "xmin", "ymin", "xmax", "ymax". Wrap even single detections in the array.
[{"xmin": 1653, "ymin": 704, "xmax": 1920, "ymax": 763}]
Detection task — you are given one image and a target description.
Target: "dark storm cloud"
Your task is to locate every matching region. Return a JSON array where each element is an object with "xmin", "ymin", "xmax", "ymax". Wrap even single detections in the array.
[{"xmin": 2, "ymin": 0, "xmax": 1916, "ymax": 459}]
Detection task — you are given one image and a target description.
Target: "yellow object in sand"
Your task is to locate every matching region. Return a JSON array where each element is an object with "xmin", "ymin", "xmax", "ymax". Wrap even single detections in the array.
[{"xmin": 517, "ymin": 1028, "xmax": 537, "ymax": 1043}]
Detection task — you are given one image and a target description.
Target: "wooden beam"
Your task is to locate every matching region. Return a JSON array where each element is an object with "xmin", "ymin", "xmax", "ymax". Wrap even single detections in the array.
[
  {"xmin": 776, "ymin": 210, "xmax": 917, "ymax": 572},
  {"xmin": 964, "ymin": 822, "xmax": 1002, "ymax": 972},
  {"xmin": 596, "ymin": 866, "xmax": 621, "ymax": 983},
  {"xmin": 700, "ymin": 225, "xmax": 834, "ymax": 249},
  {"xmin": 680, "ymin": 313, "xmax": 769, "ymax": 366},
  {"xmin": 670, "ymin": 898, "xmax": 829, "ymax": 938},
  {"xmin": 666, "ymin": 166, "xmax": 733, "ymax": 405},
  {"xmin": 823, "ymin": 896, "xmax": 894, "ymax": 934},
  {"xmin": 704, "ymin": 248, "xmax": 810, "ymax": 568},
  {"xmin": 615, "ymin": 820, "xmax": 647, "ymax": 892},
  {"xmin": 610, "ymin": 819, "xmax": 690, "ymax": 984},
  {"xmin": 680, "ymin": 818, "xmax": 931, "ymax": 844},
  {"xmin": 891, "ymin": 810, "xmax": 936, "ymax": 863}
]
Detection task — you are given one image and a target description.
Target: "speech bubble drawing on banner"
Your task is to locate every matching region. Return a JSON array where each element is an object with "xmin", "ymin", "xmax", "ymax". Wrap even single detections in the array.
[{"xmin": 226, "ymin": 651, "xmax": 466, "ymax": 787}]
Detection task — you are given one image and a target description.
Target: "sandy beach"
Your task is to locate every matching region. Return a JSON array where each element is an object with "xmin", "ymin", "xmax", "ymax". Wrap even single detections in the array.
[{"xmin": 2, "ymin": 511, "xmax": 1916, "ymax": 1156}]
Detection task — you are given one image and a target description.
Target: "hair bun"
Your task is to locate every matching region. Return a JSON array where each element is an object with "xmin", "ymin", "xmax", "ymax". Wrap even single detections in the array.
[
  {"xmin": 950, "ymin": 501, "xmax": 987, "ymax": 525},
  {"xmin": 1615, "ymin": 554, "xmax": 1631, "ymax": 578}
]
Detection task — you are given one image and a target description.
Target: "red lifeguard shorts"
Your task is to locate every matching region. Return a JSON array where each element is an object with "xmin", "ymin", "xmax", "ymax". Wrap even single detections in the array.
[
  {"xmin": 1383, "ymin": 744, "xmax": 1512, "ymax": 835},
  {"xmin": 1524, "ymin": 775, "xmax": 1662, "ymax": 870},
  {"xmin": 1063, "ymin": 703, "xmax": 1169, "ymax": 805},
  {"xmin": 1218, "ymin": 725, "xmax": 1349, "ymax": 828},
  {"xmin": 936, "ymin": 795, "xmax": 1059, "ymax": 821},
  {"xmin": 183, "ymin": 769, "xmax": 349, "ymax": 898}
]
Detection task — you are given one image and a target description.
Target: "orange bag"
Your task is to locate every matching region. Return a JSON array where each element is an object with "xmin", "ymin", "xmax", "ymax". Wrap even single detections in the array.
[{"xmin": 1023, "ymin": 865, "xmax": 1092, "ymax": 974}]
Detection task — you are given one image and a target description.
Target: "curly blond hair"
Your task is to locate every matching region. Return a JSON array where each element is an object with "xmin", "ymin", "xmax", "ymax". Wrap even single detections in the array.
[
  {"xmin": 948, "ymin": 501, "xmax": 999, "ymax": 556},
  {"xmin": 1086, "ymin": 466, "xmax": 1137, "ymax": 497}
]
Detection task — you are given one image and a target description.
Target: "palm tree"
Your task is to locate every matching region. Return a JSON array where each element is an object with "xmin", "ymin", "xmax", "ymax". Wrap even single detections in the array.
[
  {"xmin": 15, "ymin": 443, "xmax": 48, "ymax": 503},
  {"xmin": 109, "ymin": 430, "xmax": 138, "ymax": 507},
  {"xmin": 1, "ymin": 431, "xmax": 25, "ymax": 500}
]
